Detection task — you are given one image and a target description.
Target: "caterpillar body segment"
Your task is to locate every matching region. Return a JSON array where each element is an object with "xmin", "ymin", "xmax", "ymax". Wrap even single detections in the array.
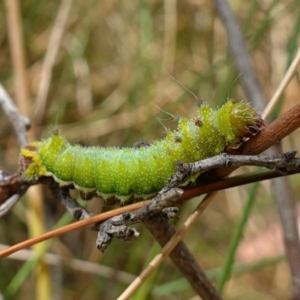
[{"xmin": 20, "ymin": 101, "xmax": 264, "ymax": 203}]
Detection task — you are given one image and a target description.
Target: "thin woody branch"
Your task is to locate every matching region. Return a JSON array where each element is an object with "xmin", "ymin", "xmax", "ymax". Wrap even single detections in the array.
[
  {"xmin": 95, "ymin": 149, "xmax": 300, "ymax": 251},
  {"xmin": 163, "ymin": 149, "xmax": 298, "ymax": 192},
  {"xmin": 0, "ymin": 83, "xmax": 30, "ymax": 148}
]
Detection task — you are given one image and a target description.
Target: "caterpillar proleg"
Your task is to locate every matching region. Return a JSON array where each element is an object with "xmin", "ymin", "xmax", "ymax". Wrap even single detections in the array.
[{"xmin": 20, "ymin": 101, "xmax": 264, "ymax": 203}]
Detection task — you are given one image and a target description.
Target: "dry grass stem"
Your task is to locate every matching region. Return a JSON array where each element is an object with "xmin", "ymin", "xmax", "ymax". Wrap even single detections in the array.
[
  {"xmin": 0, "ymin": 244, "xmax": 135, "ymax": 284},
  {"xmin": 5, "ymin": 0, "xmax": 51, "ymax": 299},
  {"xmin": 162, "ymin": 0, "xmax": 177, "ymax": 72},
  {"xmin": 4, "ymin": 0, "xmax": 30, "ymax": 117},
  {"xmin": 262, "ymin": 46, "xmax": 300, "ymax": 119},
  {"xmin": 0, "ymin": 201, "xmax": 148, "ymax": 258},
  {"xmin": 34, "ymin": 0, "xmax": 73, "ymax": 124}
]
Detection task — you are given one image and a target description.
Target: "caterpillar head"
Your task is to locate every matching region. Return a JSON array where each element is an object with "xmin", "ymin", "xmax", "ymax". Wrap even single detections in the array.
[
  {"xmin": 229, "ymin": 103, "xmax": 265, "ymax": 138},
  {"xmin": 20, "ymin": 134, "xmax": 68, "ymax": 182},
  {"xmin": 19, "ymin": 142, "xmax": 46, "ymax": 182}
]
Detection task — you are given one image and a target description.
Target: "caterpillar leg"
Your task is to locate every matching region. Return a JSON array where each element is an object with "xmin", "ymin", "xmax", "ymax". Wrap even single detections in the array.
[
  {"xmin": 52, "ymin": 186, "xmax": 94, "ymax": 222},
  {"xmin": 96, "ymin": 189, "xmax": 183, "ymax": 252}
]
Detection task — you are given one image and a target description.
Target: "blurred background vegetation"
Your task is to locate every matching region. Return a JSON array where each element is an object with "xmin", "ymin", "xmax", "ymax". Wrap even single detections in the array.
[{"xmin": 0, "ymin": 0, "xmax": 300, "ymax": 299}]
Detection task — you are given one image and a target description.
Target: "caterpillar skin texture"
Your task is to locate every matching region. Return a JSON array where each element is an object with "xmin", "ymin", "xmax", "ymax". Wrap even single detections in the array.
[{"xmin": 20, "ymin": 101, "xmax": 264, "ymax": 203}]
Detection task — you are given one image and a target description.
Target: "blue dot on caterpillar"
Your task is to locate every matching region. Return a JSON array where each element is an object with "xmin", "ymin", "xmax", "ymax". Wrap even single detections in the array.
[{"xmin": 20, "ymin": 100, "xmax": 264, "ymax": 205}]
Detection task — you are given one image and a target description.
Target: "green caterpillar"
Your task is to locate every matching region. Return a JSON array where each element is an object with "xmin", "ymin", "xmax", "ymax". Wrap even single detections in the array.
[{"xmin": 20, "ymin": 101, "xmax": 264, "ymax": 203}]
